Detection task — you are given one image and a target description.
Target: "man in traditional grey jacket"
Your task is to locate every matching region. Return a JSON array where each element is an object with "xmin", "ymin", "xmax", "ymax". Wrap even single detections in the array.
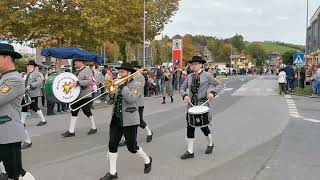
[
  {"xmin": 61, "ymin": 59, "xmax": 97, "ymax": 137},
  {"xmin": 21, "ymin": 60, "xmax": 47, "ymax": 149},
  {"xmin": 180, "ymin": 56, "xmax": 220, "ymax": 159},
  {"xmin": 0, "ymin": 43, "xmax": 36, "ymax": 180},
  {"xmin": 100, "ymin": 63, "xmax": 152, "ymax": 180}
]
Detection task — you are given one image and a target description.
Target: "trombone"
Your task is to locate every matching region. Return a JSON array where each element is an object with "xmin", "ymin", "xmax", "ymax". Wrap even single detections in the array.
[{"xmin": 69, "ymin": 69, "xmax": 144, "ymax": 111}]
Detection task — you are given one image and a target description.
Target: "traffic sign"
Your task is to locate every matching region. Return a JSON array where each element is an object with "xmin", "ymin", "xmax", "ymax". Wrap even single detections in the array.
[{"xmin": 293, "ymin": 53, "xmax": 305, "ymax": 64}]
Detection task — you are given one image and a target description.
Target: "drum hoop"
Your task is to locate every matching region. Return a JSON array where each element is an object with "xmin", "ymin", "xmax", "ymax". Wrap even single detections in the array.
[{"xmin": 188, "ymin": 106, "xmax": 210, "ymax": 114}]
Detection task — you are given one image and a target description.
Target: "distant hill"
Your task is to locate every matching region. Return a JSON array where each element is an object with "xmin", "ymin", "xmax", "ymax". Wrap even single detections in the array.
[{"xmin": 255, "ymin": 41, "xmax": 304, "ymax": 54}]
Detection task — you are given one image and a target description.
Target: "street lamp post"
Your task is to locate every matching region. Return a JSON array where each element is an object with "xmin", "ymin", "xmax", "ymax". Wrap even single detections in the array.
[{"xmin": 143, "ymin": 0, "xmax": 146, "ymax": 68}]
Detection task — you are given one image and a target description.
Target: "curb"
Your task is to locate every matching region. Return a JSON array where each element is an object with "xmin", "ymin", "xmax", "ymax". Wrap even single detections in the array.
[{"xmin": 289, "ymin": 93, "xmax": 320, "ymax": 99}]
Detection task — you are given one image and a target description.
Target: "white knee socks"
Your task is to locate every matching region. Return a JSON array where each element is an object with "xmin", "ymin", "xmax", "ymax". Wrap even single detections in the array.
[
  {"xmin": 145, "ymin": 125, "xmax": 152, "ymax": 136},
  {"xmin": 89, "ymin": 116, "xmax": 96, "ymax": 129},
  {"xmin": 187, "ymin": 138, "xmax": 194, "ymax": 154},
  {"xmin": 108, "ymin": 152, "xmax": 118, "ymax": 175},
  {"xmin": 36, "ymin": 110, "xmax": 46, "ymax": 122},
  {"xmin": 68, "ymin": 116, "xmax": 77, "ymax": 133},
  {"xmin": 24, "ymin": 129, "xmax": 32, "ymax": 144},
  {"xmin": 19, "ymin": 172, "xmax": 35, "ymax": 180},
  {"xmin": 0, "ymin": 162, "xmax": 6, "ymax": 173},
  {"xmin": 21, "ymin": 112, "xmax": 27, "ymax": 124},
  {"xmin": 137, "ymin": 147, "xmax": 150, "ymax": 164},
  {"xmin": 206, "ymin": 134, "xmax": 213, "ymax": 146}
]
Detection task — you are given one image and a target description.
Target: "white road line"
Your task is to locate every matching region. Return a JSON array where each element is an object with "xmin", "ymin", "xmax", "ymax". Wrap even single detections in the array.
[
  {"xmin": 223, "ymin": 88, "xmax": 234, "ymax": 91},
  {"xmin": 284, "ymin": 95, "xmax": 320, "ymax": 123},
  {"xmin": 302, "ymin": 118, "xmax": 320, "ymax": 123}
]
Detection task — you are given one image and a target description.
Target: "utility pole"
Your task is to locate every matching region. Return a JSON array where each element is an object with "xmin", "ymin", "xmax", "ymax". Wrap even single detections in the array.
[
  {"xmin": 305, "ymin": 0, "xmax": 309, "ymax": 64},
  {"xmin": 143, "ymin": 0, "xmax": 146, "ymax": 67}
]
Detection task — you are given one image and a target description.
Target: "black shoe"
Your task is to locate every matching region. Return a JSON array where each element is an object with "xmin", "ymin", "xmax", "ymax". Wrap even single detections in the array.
[
  {"xmin": 87, "ymin": 128, "xmax": 97, "ymax": 135},
  {"xmin": 99, "ymin": 172, "xmax": 118, "ymax": 180},
  {"xmin": 180, "ymin": 151, "xmax": 194, "ymax": 160},
  {"xmin": 61, "ymin": 131, "xmax": 75, "ymax": 138},
  {"xmin": 144, "ymin": 156, "xmax": 152, "ymax": 174},
  {"xmin": 21, "ymin": 142, "xmax": 32, "ymax": 149},
  {"xmin": 146, "ymin": 131, "xmax": 153, "ymax": 143},
  {"xmin": 171, "ymin": 98, "xmax": 174, "ymax": 103},
  {"xmin": 119, "ymin": 139, "xmax": 126, "ymax": 147},
  {"xmin": 36, "ymin": 121, "xmax": 47, "ymax": 126},
  {"xmin": 161, "ymin": 101, "xmax": 166, "ymax": 104},
  {"xmin": 57, "ymin": 110, "xmax": 61, "ymax": 112},
  {"xmin": 205, "ymin": 145, "xmax": 214, "ymax": 154},
  {"xmin": 47, "ymin": 112, "xmax": 55, "ymax": 116},
  {"xmin": 0, "ymin": 173, "xmax": 8, "ymax": 180}
]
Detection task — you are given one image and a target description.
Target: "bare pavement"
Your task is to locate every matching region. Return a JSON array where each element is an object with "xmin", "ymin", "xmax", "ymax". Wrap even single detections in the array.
[{"xmin": 21, "ymin": 76, "xmax": 320, "ymax": 180}]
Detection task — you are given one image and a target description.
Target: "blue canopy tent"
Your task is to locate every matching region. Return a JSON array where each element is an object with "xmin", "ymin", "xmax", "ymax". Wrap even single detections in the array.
[{"xmin": 41, "ymin": 48, "xmax": 104, "ymax": 64}]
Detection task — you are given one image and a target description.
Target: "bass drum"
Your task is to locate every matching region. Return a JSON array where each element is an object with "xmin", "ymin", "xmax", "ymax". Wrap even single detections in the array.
[{"xmin": 45, "ymin": 72, "xmax": 80, "ymax": 103}]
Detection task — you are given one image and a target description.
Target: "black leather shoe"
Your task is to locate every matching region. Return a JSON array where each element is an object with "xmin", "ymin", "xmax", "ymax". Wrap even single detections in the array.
[
  {"xmin": 36, "ymin": 121, "xmax": 47, "ymax": 126},
  {"xmin": 161, "ymin": 101, "xmax": 166, "ymax": 104},
  {"xmin": 61, "ymin": 131, "xmax": 75, "ymax": 138},
  {"xmin": 87, "ymin": 128, "xmax": 97, "ymax": 135},
  {"xmin": 0, "ymin": 173, "xmax": 8, "ymax": 180},
  {"xmin": 99, "ymin": 172, "xmax": 118, "ymax": 180},
  {"xmin": 205, "ymin": 145, "xmax": 214, "ymax": 154},
  {"xmin": 146, "ymin": 131, "xmax": 153, "ymax": 143},
  {"xmin": 21, "ymin": 142, "xmax": 32, "ymax": 149},
  {"xmin": 144, "ymin": 156, "xmax": 152, "ymax": 174},
  {"xmin": 180, "ymin": 151, "xmax": 194, "ymax": 160}
]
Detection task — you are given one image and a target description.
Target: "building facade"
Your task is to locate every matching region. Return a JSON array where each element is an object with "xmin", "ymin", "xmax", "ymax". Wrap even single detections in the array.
[{"xmin": 306, "ymin": 6, "xmax": 320, "ymax": 65}]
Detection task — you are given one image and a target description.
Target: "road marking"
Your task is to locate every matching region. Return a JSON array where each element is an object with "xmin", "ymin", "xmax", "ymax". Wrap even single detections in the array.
[
  {"xmin": 302, "ymin": 118, "xmax": 320, "ymax": 123},
  {"xmin": 223, "ymin": 88, "xmax": 233, "ymax": 91},
  {"xmin": 284, "ymin": 95, "xmax": 320, "ymax": 123}
]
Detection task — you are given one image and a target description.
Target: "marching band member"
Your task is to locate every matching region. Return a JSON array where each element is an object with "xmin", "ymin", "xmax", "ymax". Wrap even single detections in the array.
[
  {"xmin": 21, "ymin": 60, "xmax": 46, "ymax": 149},
  {"xmin": 100, "ymin": 63, "xmax": 152, "ymax": 180},
  {"xmin": 180, "ymin": 56, "xmax": 220, "ymax": 159},
  {"xmin": 61, "ymin": 59, "xmax": 97, "ymax": 137},
  {"xmin": 0, "ymin": 43, "xmax": 36, "ymax": 180},
  {"xmin": 131, "ymin": 61, "xmax": 153, "ymax": 142}
]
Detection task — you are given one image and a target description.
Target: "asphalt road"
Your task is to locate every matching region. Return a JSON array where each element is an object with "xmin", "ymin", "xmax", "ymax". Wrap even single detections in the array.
[{"xmin": 19, "ymin": 75, "xmax": 318, "ymax": 180}]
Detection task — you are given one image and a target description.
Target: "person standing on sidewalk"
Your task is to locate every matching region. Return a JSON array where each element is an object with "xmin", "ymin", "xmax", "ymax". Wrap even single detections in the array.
[
  {"xmin": 100, "ymin": 63, "xmax": 152, "ymax": 180},
  {"xmin": 161, "ymin": 67, "xmax": 174, "ymax": 104},
  {"xmin": 277, "ymin": 68, "xmax": 287, "ymax": 95},
  {"xmin": 0, "ymin": 43, "xmax": 36, "ymax": 180}
]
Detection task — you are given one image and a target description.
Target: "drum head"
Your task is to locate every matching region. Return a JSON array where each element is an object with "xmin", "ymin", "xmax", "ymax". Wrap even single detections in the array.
[
  {"xmin": 52, "ymin": 72, "xmax": 80, "ymax": 103},
  {"xmin": 188, "ymin": 106, "xmax": 210, "ymax": 115}
]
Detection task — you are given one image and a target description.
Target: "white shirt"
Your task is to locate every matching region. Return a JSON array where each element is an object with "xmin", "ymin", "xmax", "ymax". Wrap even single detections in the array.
[{"xmin": 278, "ymin": 71, "xmax": 287, "ymax": 83}]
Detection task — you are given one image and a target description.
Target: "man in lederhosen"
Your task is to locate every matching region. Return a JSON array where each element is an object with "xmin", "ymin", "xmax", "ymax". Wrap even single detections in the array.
[
  {"xmin": 0, "ymin": 43, "xmax": 36, "ymax": 180},
  {"xmin": 21, "ymin": 60, "xmax": 47, "ymax": 149},
  {"xmin": 61, "ymin": 59, "xmax": 97, "ymax": 137},
  {"xmin": 180, "ymin": 56, "xmax": 220, "ymax": 159},
  {"xmin": 100, "ymin": 63, "xmax": 152, "ymax": 180}
]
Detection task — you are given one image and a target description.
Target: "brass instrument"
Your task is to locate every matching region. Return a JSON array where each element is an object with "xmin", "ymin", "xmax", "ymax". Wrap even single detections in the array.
[{"xmin": 68, "ymin": 69, "xmax": 144, "ymax": 111}]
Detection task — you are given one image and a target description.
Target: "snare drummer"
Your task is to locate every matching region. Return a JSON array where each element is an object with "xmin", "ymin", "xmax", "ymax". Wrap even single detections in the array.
[
  {"xmin": 61, "ymin": 59, "xmax": 98, "ymax": 137},
  {"xmin": 180, "ymin": 56, "xmax": 220, "ymax": 159}
]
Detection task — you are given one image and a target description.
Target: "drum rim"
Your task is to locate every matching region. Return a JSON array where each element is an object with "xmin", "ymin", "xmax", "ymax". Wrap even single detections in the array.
[{"xmin": 188, "ymin": 106, "xmax": 210, "ymax": 114}]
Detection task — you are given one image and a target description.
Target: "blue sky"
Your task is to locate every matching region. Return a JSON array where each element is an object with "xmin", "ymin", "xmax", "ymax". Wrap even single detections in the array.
[{"xmin": 158, "ymin": 0, "xmax": 320, "ymax": 45}]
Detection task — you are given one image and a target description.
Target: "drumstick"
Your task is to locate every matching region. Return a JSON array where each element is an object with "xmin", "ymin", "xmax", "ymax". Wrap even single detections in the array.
[
  {"xmin": 188, "ymin": 101, "xmax": 195, "ymax": 107},
  {"xmin": 200, "ymin": 100, "xmax": 209, "ymax": 106}
]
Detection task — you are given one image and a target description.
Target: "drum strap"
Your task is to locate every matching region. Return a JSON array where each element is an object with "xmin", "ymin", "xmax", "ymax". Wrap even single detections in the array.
[{"xmin": 25, "ymin": 70, "xmax": 34, "ymax": 87}]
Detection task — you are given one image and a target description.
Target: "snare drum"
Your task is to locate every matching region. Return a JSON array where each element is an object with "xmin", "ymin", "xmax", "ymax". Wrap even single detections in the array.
[{"xmin": 187, "ymin": 105, "xmax": 211, "ymax": 128}]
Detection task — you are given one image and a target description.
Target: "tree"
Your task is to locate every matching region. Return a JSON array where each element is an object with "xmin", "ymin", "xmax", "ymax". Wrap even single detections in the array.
[
  {"xmin": 182, "ymin": 34, "xmax": 197, "ymax": 66},
  {"xmin": 246, "ymin": 43, "xmax": 266, "ymax": 67},
  {"xmin": 282, "ymin": 50, "xmax": 297, "ymax": 65},
  {"xmin": 230, "ymin": 34, "xmax": 246, "ymax": 52}
]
